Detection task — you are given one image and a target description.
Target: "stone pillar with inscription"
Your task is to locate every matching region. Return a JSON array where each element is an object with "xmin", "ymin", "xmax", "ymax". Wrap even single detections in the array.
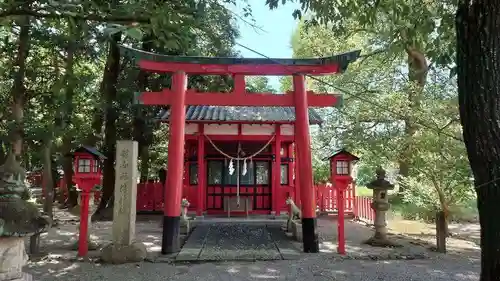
[{"xmin": 101, "ymin": 141, "xmax": 147, "ymax": 264}]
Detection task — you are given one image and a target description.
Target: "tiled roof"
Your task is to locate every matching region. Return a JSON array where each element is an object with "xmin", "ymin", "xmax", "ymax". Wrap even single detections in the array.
[
  {"xmin": 158, "ymin": 106, "xmax": 323, "ymax": 124},
  {"xmin": 73, "ymin": 146, "xmax": 107, "ymax": 159},
  {"xmin": 323, "ymin": 149, "xmax": 360, "ymax": 161}
]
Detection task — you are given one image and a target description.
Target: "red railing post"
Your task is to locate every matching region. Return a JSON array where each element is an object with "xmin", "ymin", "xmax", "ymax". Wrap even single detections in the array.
[
  {"xmin": 351, "ymin": 182, "xmax": 357, "ymax": 211},
  {"xmin": 366, "ymin": 197, "xmax": 370, "ymax": 222},
  {"xmin": 333, "ymin": 187, "xmax": 337, "ymax": 211},
  {"xmin": 361, "ymin": 197, "xmax": 365, "ymax": 220},
  {"xmin": 353, "ymin": 196, "xmax": 358, "ymax": 219},
  {"xmin": 317, "ymin": 184, "xmax": 324, "ymax": 212},
  {"xmin": 367, "ymin": 197, "xmax": 370, "ymax": 221}
]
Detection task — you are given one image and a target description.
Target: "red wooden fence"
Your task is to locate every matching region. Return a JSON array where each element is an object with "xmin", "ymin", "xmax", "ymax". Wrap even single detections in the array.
[
  {"xmin": 314, "ymin": 184, "xmax": 355, "ymax": 213},
  {"xmin": 353, "ymin": 196, "xmax": 375, "ymax": 224},
  {"xmin": 136, "ymin": 182, "xmax": 164, "ymax": 212},
  {"xmin": 135, "ymin": 182, "xmax": 376, "ymax": 223},
  {"xmin": 315, "ymin": 185, "xmax": 375, "ymax": 223}
]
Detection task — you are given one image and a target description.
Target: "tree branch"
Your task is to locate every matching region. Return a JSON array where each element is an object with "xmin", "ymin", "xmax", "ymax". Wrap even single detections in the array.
[
  {"xmin": 0, "ymin": 8, "xmax": 150, "ymax": 23},
  {"xmin": 358, "ymin": 48, "xmax": 388, "ymax": 64},
  {"xmin": 439, "ymin": 118, "xmax": 459, "ymax": 132}
]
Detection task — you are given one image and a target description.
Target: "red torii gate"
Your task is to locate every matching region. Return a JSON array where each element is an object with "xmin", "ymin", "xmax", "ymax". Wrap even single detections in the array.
[{"xmin": 122, "ymin": 46, "xmax": 360, "ymax": 254}]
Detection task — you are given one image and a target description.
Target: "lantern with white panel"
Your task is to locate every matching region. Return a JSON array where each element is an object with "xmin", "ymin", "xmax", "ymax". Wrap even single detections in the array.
[{"xmin": 325, "ymin": 149, "xmax": 359, "ymax": 255}]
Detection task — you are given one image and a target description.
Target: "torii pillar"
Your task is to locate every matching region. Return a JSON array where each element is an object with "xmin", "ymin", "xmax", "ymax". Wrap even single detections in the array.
[
  {"xmin": 293, "ymin": 74, "xmax": 319, "ymax": 253},
  {"xmin": 161, "ymin": 71, "xmax": 187, "ymax": 254}
]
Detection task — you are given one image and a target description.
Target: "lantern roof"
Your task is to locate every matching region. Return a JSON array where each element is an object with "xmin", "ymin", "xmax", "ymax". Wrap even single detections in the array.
[
  {"xmin": 323, "ymin": 149, "xmax": 359, "ymax": 161},
  {"xmin": 367, "ymin": 167, "xmax": 394, "ymax": 190},
  {"xmin": 70, "ymin": 146, "xmax": 107, "ymax": 160}
]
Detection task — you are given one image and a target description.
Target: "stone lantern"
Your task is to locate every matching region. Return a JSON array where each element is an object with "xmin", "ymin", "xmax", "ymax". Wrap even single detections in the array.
[
  {"xmin": 364, "ymin": 167, "xmax": 400, "ymax": 247},
  {"xmin": 0, "ymin": 153, "xmax": 51, "ymax": 281}
]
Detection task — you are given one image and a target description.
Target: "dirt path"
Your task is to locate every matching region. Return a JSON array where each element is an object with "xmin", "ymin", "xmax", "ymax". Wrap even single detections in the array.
[{"xmin": 386, "ymin": 218, "xmax": 480, "ymax": 257}]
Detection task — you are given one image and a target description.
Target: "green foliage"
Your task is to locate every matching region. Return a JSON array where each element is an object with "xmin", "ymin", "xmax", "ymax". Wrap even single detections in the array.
[
  {"xmin": 271, "ymin": 0, "xmax": 469, "ymax": 223},
  {"xmin": 266, "ymin": 0, "xmax": 456, "ymax": 67},
  {"xmin": 355, "ymin": 186, "xmax": 373, "ymax": 197},
  {"xmin": 0, "ymin": 0, "xmax": 244, "ymax": 175},
  {"xmin": 311, "ymin": 137, "xmax": 329, "ymax": 184},
  {"xmin": 287, "ymin": 20, "xmax": 472, "ymax": 221},
  {"xmin": 246, "ymin": 76, "xmax": 276, "ymax": 93}
]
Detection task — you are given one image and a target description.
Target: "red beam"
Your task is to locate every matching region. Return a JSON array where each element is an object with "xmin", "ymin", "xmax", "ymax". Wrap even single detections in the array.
[
  {"xmin": 184, "ymin": 134, "xmax": 294, "ymax": 142},
  {"xmin": 183, "ymin": 121, "xmax": 296, "ymax": 125},
  {"xmin": 139, "ymin": 60, "xmax": 340, "ymax": 75},
  {"xmin": 139, "ymin": 89, "xmax": 339, "ymax": 107}
]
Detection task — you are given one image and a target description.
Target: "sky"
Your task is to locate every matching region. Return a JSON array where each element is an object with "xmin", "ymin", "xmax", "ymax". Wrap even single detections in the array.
[{"xmin": 229, "ymin": 2, "xmax": 301, "ymax": 90}]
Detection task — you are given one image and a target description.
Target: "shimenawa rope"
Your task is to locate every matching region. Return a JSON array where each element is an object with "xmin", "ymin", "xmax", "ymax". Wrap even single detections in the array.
[{"xmin": 204, "ymin": 134, "xmax": 275, "ymax": 206}]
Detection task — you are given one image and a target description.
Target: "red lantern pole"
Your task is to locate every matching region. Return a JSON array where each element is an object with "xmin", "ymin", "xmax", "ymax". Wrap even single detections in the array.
[
  {"xmin": 78, "ymin": 190, "xmax": 90, "ymax": 257},
  {"xmin": 337, "ymin": 186, "xmax": 346, "ymax": 255}
]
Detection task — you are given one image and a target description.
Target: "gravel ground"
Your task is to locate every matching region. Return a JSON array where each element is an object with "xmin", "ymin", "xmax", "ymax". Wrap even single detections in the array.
[
  {"xmin": 24, "ymin": 211, "xmax": 480, "ymax": 280},
  {"xmin": 26, "ymin": 254, "xmax": 479, "ymax": 281}
]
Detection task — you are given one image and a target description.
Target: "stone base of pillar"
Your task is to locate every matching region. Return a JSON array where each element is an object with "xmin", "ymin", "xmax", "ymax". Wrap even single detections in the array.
[
  {"xmin": 7, "ymin": 272, "xmax": 33, "ymax": 281},
  {"xmin": 180, "ymin": 220, "xmax": 191, "ymax": 235},
  {"xmin": 71, "ymin": 238, "xmax": 100, "ymax": 251},
  {"xmin": 270, "ymin": 211, "xmax": 276, "ymax": 219},
  {"xmin": 291, "ymin": 220, "xmax": 303, "ymax": 241},
  {"xmin": 100, "ymin": 242, "xmax": 147, "ymax": 264},
  {"xmin": 0, "ymin": 237, "xmax": 29, "ymax": 281},
  {"xmin": 286, "ymin": 219, "xmax": 293, "ymax": 232}
]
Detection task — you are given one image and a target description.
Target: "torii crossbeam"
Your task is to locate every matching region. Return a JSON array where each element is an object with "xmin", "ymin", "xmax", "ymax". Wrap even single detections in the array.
[{"xmin": 121, "ymin": 45, "xmax": 360, "ymax": 254}]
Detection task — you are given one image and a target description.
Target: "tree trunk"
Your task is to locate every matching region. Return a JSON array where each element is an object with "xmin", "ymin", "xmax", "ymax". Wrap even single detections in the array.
[
  {"xmin": 85, "ymin": 108, "xmax": 104, "ymax": 146},
  {"xmin": 10, "ymin": 15, "xmax": 30, "ymax": 159},
  {"xmin": 61, "ymin": 22, "xmax": 79, "ymax": 207},
  {"xmin": 84, "ymin": 82, "xmax": 104, "ymax": 147},
  {"xmin": 42, "ymin": 139, "xmax": 53, "ymax": 219},
  {"xmin": 92, "ymin": 33, "xmax": 121, "ymax": 221},
  {"xmin": 22, "ymin": 150, "xmax": 30, "ymax": 170},
  {"xmin": 0, "ymin": 141, "xmax": 7, "ymax": 164},
  {"xmin": 456, "ymin": 1, "xmax": 500, "ymax": 280},
  {"xmin": 398, "ymin": 47, "xmax": 428, "ymax": 192},
  {"xmin": 430, "ymin": 175, "xmax": 450, "ymax": 236},
  {"xmin": 437, "ymin": 198, "xmax": 450, "ymax": 237},
  {"xmin": 134, "ymin": 37, "xmax": 152, "ymax": 183}
]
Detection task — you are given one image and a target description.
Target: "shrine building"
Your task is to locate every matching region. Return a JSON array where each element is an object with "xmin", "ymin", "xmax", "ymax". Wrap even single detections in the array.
[{"xmin": 158, "ymin": 105, "xmax": 323, "ymax": 217}]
